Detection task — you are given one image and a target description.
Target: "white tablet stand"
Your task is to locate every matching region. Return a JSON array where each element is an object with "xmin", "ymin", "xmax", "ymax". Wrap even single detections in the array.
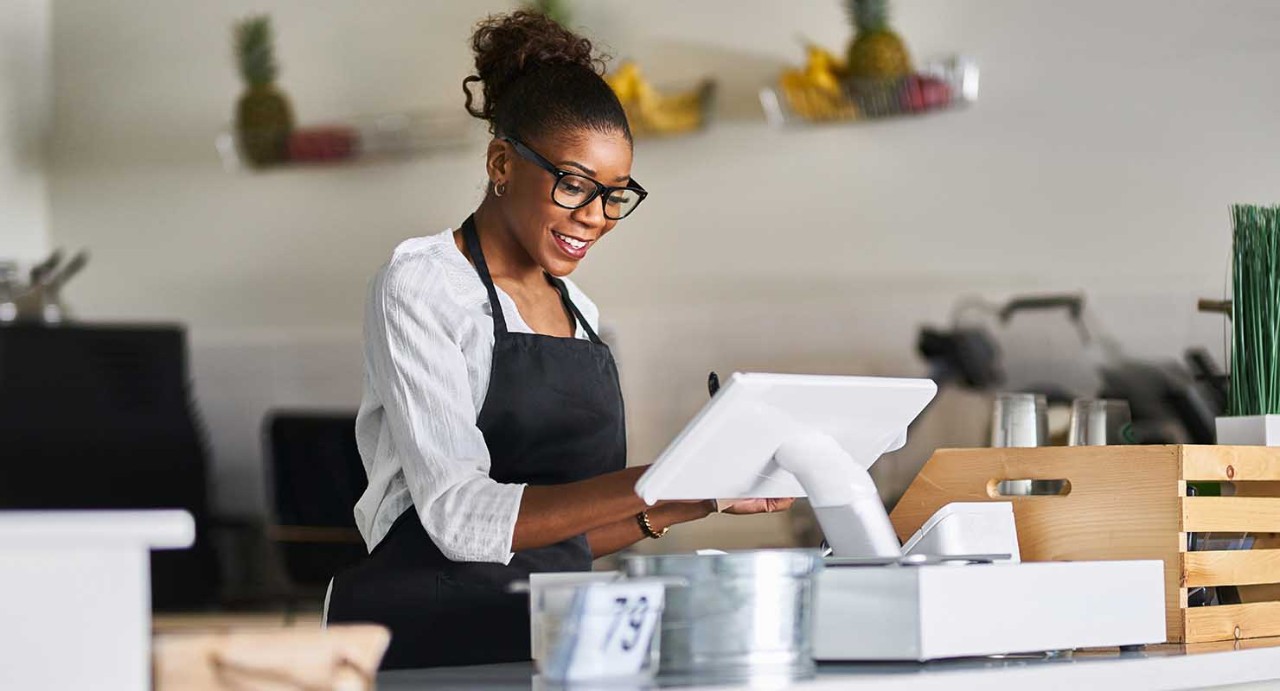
[
  {"xmin": 635, "ymin": 372, "xmax": 938, "ymax": 558},
  {"xmin": 773, "ymin": 430, "xmax": 903, "ymax": 558}
]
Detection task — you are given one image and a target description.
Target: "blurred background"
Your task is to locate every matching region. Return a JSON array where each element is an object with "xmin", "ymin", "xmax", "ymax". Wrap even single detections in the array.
[{"xmin": 2, "ymin": 0, "xmax": 1274, "ymax": 613}]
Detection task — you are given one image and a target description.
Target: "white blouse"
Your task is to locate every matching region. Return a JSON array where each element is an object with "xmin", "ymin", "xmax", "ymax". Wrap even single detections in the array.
[{"xmin": 352, "ymin": 228, "xmax": 600, "ymax": 563}]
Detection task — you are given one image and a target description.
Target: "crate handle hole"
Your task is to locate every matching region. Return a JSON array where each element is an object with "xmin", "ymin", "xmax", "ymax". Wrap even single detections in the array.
[{"xmin": 988, "ymin": 479, "xmax": 1072, "ymax": 497}]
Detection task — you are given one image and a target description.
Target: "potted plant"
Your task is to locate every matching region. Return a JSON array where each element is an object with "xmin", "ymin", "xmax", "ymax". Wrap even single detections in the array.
[{"xmin": 1216, "ymin": 204, "xmax": 1280, "ymax": 445}]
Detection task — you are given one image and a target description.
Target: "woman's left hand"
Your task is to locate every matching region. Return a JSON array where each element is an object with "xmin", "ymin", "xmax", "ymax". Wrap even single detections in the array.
[{"xmin": 720, "ymin": 498, "xmax": 795, "ymax": 515}]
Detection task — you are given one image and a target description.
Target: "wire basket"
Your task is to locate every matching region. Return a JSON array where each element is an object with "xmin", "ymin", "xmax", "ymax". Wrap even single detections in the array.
[{"xmin": 760, "ymin": 55, "xmax": 979, "ymax": 128}]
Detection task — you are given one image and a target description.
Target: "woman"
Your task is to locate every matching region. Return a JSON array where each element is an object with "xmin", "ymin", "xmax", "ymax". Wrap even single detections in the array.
[{"xmin": 326, "ymin": 11, "xmax": 792, "ymax": 670}]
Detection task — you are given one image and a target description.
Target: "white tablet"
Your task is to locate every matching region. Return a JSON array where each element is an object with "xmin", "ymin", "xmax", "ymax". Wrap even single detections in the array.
[{"xmin": 634, "ymin": 372, "xmax": 937, "ymax": 504}]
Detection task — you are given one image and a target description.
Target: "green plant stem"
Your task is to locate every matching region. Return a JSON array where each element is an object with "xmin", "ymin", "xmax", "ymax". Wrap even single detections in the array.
[{"xmin": 1230, "ymin": 204, "xmax": 1280, "ymax": 416}]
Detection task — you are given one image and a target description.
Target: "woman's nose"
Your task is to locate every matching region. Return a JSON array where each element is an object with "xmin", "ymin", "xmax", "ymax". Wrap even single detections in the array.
[{"xmin": 570, "ymin": 195, "xmax": 607, "ymax": 229}]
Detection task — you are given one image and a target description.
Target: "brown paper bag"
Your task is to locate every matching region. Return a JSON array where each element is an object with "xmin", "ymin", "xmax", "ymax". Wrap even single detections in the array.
[{"xmin": 154, "ymin": 624, "xmax": 390, "ymax": 691}]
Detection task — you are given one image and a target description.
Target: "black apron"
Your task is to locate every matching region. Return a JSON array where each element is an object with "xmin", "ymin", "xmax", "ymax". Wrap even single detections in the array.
[{"xmin": 326, "ymin": 216, "xmax": 627, "ymax": 669}]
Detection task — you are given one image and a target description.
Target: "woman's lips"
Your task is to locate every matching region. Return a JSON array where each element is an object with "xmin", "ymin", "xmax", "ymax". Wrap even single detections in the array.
[{"xmin": 552, "ymin": 230, "xmax": 592, "ymax": 260}]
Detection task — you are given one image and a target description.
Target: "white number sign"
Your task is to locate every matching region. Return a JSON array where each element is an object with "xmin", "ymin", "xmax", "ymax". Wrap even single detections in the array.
[{"xmin": 541, "ymin": 580, "xmax": 665, "ymax": 681}]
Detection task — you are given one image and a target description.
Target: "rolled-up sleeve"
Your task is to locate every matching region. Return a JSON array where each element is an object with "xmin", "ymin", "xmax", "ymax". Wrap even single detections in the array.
[{"xmin": 368, "ymin": 256, "xmax": 524, "ymax": 563}]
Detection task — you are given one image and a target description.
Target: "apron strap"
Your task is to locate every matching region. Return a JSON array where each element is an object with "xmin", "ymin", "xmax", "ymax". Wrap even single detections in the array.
[
  {"xmin": 548, "ymin": 275, "xmax": 604, "ymax": 345},
  {"xmin": 462, "ymin": 214, "xmax": 603, "ymax": 344},
  {"xmin": 460, "ymin": 215, "xmax": 508, "ymax": 337}
]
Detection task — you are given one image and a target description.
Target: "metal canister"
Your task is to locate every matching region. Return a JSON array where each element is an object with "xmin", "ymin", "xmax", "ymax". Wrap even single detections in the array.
[{"xmin": 622, "ymin": 549, "xmax": 823, "ymax": 682}]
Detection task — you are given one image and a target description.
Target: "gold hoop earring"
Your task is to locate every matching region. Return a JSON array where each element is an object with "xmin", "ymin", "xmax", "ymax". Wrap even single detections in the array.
[{"xmin": 494, "ymin": 182, "xmax": 507, "ymax": 197}]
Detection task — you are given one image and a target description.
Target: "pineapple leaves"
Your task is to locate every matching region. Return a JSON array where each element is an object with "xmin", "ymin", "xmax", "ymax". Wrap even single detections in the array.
[{"xmin": 234, "ymin": 15, "xmax": 278, "ymax": 87}]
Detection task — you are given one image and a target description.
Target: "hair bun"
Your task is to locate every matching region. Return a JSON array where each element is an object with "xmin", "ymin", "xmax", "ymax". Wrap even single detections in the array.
[{"xmin": 464, "ymin": 11, "xmax": 605, "ymax": 127}]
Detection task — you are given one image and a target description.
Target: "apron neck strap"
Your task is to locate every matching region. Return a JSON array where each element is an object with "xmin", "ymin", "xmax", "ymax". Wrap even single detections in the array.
[
  {"xmin": 462, "ymin": 214, "xmax": 605, "ymax": 345},
  {"xmin": 547, "ymin": 275, "xmax": 604, "ymax": 345},
  {"xmin": 461, "ymin": 215, "xmax": 509, "ymax": 336}
]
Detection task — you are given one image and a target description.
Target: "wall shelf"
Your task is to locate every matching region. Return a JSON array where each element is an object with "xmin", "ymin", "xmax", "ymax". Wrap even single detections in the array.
[
  {"xmin": 214, "ymin": 57, "xmax": 978, "ymax": 172},
  {"xmin": 216, "ymin": 110, "xmax": 483, "ymax": 171}
]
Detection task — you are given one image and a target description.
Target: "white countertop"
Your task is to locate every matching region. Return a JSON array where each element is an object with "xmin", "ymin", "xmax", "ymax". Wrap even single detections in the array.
[
  {"xmin": 0, "ymin": 509, "xmax": 193, "ymax": 548},
  {"xmin": 380, "ymin": 639, "xmax": 1280, "ymax": 690}
]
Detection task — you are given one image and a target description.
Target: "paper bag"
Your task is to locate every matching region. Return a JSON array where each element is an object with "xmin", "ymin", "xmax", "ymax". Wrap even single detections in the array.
[{"xmin": 154, "ymin": 623, "xmax": 390, "ymax": 691}]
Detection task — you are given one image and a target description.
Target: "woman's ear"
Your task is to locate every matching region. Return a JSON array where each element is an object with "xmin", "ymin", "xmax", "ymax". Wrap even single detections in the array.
[{"xmin": 485, "ymin": 138, "xmax": 511, "ymax": 188}]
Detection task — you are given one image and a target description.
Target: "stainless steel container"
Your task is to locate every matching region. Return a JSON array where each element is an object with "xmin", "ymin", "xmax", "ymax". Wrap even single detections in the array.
[{"xmin": 622, "ymin": 549, "xmax": 823, "ymax": 682}]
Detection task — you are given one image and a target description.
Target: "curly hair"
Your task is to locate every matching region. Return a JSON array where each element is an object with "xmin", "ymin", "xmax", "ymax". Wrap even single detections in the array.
[{"xmin": 463, "ymin": 11, "xmax": 631, "ymax": 143}]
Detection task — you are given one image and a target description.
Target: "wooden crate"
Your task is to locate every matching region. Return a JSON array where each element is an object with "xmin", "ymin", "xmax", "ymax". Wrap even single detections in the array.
[{"xmin": 889, "ymin": 445, "xmax": 1280, "ymax": 644}]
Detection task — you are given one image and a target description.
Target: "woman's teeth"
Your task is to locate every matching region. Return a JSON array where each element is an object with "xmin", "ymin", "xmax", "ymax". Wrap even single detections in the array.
[{"xmin": 554, "ymin": 231, "xmax": 588, "ymax": 250}]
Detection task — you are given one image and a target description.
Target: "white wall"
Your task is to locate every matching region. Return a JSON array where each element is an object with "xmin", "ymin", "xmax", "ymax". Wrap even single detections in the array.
[
  {"xmin": 1, "ymin": 0, "xmax": 51, "ymax": 261},
  {"xmin": 48, "ymin": 1, "xmax": 1272, "ymax": 542}
]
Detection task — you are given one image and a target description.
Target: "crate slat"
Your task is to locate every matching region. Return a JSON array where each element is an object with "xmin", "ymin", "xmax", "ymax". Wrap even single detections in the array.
[
  {"xmin": 1183, "ymin": 497, "xmax": 1280, "ymax": 533},
  {"xmin": 1184, "ymin": 602, "xmax": 1280, "ymax": 643},
  {"xmin": 1183, "ymin": 550, "xmax": 1280, "ymax": 587},
  {"xmin": 1181, "ymin": 446, "xmax": 1280, "ymax": 481}
]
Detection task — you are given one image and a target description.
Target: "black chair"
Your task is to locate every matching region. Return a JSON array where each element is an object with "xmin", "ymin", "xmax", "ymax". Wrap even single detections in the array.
[{"xmin": 262, "ymin": 411, "xmax": 368, "ymax": 606}]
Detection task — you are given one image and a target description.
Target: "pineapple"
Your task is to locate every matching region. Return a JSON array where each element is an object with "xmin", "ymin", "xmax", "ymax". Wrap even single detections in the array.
[
  {"xmin": 844, "ymin": 0, "xmax": 913, "ymax": 82},
  {"xmin": 233, "ymin": 15, "xmax": 294, "ymax": 167}
]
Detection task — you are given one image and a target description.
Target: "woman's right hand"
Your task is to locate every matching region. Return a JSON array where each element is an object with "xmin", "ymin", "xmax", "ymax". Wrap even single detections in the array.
[{"xmin": 719, "ymin": 497, "xmax": 795, "ymax": 515}]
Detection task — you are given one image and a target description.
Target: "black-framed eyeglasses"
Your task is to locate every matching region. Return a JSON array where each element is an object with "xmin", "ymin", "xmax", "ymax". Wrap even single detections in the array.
[{"xmin": 502, "ymin": 136, "xmax": 648, "ymax": 221}]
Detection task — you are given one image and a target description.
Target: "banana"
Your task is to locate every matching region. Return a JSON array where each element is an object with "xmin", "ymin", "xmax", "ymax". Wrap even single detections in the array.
[
  {"xmin": 606, "ymin": 62, "xmax": 709, "ymax": 136},
  {"xmin": 804, "ymin": 44, "xmax": 843, "ymax": 92},
  {"xmin": 777, "ymin": 43, "xmax": 858, "ymax": 121},
  {"xmin": 605, "ymin": 61, "xmax": 641, "ymax": 104}
]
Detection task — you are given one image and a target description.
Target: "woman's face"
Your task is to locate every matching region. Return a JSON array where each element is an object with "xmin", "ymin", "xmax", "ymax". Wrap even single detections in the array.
[{"xmin": 493, "ymin": 128, "xmax": 634, "ymax": 277}]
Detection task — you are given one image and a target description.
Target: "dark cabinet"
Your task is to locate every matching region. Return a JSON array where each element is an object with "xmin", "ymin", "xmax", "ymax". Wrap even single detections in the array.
[{"xmin": 0, "ymin": 323, "xmax": 219, "ymax": 609}]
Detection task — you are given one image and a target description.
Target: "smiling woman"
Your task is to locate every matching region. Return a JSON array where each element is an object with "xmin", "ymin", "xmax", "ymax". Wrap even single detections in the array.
[{"xmin": 323, "ymin": 10, "xmax": 790, "ymax": 671}]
